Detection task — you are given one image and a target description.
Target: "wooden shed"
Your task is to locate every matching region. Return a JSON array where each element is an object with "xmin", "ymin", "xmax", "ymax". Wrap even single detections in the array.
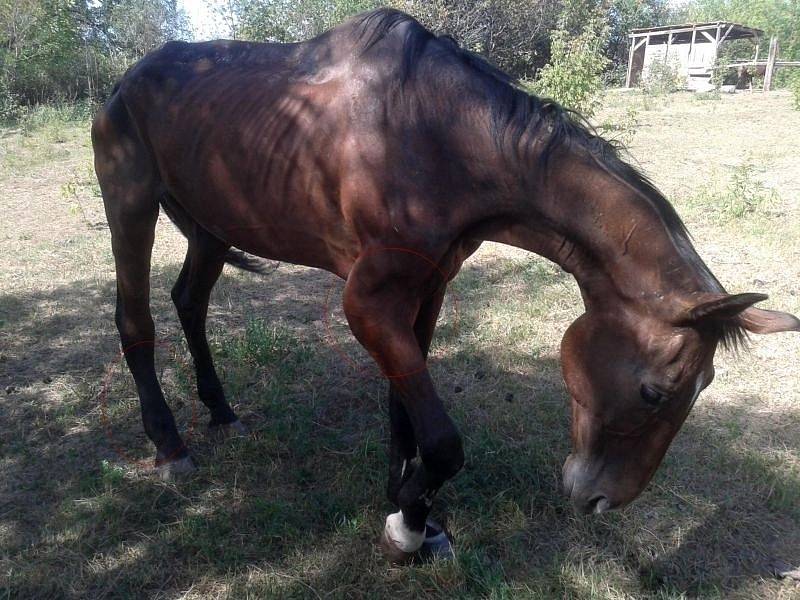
[{"xmin": 625, "ymin": 22, "xmax": 764, "ymax": 92}]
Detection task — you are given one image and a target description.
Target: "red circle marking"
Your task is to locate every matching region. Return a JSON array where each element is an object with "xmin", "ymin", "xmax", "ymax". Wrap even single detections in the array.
[{"xmin": 321, "ymin": 246, "xmax": 460, "ymax": 380}]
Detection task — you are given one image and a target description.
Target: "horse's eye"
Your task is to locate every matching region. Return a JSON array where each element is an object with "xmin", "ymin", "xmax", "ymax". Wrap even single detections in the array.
[{"xmin": 640, "ymin": 384, "xmax": 664, "ymax": 407}]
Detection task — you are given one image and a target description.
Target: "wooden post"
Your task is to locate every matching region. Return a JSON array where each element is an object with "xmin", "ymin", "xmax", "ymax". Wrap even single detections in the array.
[
  {"xmin": 665, "ymin": 32, "xmax": 673, "ymax": 63},
  {"xmin": 689, "ymin": 27, "xmax": 696, "ymax": 63},
  {"xmin": 625, "ymin": 36, "xmax": 635, "ymax": 87},
  {"xmin": 764, "ymin": 36, "xmax": 778, "ymax": 91}
]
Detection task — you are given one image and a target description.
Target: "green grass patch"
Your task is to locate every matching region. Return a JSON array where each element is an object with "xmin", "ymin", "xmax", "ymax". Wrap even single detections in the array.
[{"xmin": 686, "ymin": 161, "xmax": 779, "ymax": 221}]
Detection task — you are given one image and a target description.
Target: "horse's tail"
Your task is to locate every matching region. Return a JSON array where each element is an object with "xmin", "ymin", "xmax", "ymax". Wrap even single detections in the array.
[{"xmin": 158, "ymin": 193, "xmax": 277, "ymax": 275}]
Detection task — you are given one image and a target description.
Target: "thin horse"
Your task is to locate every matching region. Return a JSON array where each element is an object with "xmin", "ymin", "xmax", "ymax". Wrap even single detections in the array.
[{"xmin": 92, "ymin": 9, "xmax": 799, "ymax": 563}]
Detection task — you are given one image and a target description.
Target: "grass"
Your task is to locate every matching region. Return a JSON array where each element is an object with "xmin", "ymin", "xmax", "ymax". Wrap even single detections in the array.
[{"xmin": 1, "ymin": 91, "xmax": 799, "ymax": 598}]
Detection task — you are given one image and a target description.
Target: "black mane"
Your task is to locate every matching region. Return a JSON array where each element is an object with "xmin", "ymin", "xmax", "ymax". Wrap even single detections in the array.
[{"xmin": 353, "ymin": 8, "xmax": 746, "ymax": 348}]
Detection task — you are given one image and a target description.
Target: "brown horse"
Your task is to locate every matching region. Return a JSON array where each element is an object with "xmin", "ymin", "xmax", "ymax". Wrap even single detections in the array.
[{"xmin": 92, "ymin": 9, "xmax": 799, "ymax": 563}]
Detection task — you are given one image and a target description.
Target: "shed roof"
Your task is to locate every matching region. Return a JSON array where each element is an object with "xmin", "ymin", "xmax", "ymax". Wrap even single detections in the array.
[{"xmin": 630, "ymin": 22, "xmax": 763, "ymax": 40}]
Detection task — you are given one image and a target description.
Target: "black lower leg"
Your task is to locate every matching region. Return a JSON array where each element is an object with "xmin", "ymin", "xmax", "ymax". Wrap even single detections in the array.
[
  {"xmin": 172, "ymin": 238, "xmax": 237, "ymax": 427},
  {"xmin": 396, "ymin": 423, "xmax": 464, "ymax": 533},
  {"xmin": 387, "ymin": 387, "xmax": 418, "ymax": 505},
  {"xmin": 117, "ymin": 294, "xmax": 187, "ymax": 462}
]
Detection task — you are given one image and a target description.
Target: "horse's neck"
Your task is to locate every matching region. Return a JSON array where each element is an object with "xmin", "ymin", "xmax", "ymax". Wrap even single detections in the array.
[{"xmin": 483, "ymin": 162, "xmax": 717, "ymax": 314}]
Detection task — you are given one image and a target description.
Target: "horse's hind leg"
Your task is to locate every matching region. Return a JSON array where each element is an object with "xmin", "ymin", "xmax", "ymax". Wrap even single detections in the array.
[
  {"xmin": 93, "ymin": 98, "xmax": 192, "ymax": 477},
  {"xmin": 171, "ymin": 224, "xmax": 244, "ymax": 435},
  {"xmin": 109, "ymin": 213, "xmax": 192, "ymax": 476}
]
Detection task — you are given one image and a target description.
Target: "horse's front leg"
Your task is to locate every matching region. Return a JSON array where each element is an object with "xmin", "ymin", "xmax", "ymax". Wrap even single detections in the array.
[
  {"xmin": 386, "ymin": 291, "xmax": 445, "ymax": 506},
  {"xmin": 343, "ymin": 267, "xmax": 462, "ymax": 563}
]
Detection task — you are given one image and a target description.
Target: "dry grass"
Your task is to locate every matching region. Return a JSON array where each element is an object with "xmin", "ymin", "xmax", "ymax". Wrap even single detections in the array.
[{"xmin": 0, "ymin": 91, "xmax": 799, "ymax": 599}]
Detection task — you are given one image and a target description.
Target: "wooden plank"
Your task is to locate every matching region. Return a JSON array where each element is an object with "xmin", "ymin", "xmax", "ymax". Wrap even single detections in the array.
[
  {"xmin": 718, "ymin": 24, "xmax": 734, "ymax": 45},
  {"xmin": 764, "ymin": 36, "xmax": 778, "ymax": 91},
  {"xmin": 700, "ymin": 30, "xmax": 716, "ymax": 43},
  {"xmin": 711, "ymin": 25, "xmax": 721, "ymax": 68},
  {"xmin": 631, "ymin": 23, "xmax": 730, "ymax": 37},
  {"xmin": 625, "ymin": 37, "xmax": 635, "ymax": 87}
]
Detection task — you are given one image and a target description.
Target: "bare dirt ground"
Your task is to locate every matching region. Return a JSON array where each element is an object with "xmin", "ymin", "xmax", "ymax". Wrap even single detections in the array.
[{"xmin": 1, "ymin": 91, "xmax": 799, "ymax": 598}]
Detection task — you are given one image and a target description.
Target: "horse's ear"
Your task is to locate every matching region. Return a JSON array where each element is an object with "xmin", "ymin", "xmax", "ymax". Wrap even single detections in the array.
[
  {"xmin": 739, "ymin": 306, "xmax": 800, "ymax": 334},
  {"xmin": 687, "ymin": 293, "xmax": 768, "ymax": 321},
  {"xmin": 685, "ymin": 292, "xmax": 800, "ymax": 334}
]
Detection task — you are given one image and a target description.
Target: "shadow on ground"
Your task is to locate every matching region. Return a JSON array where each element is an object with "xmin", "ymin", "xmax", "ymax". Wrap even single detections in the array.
[{"xmin": 1, "ymin": 259, "xmax": 798, "ymax": 598}]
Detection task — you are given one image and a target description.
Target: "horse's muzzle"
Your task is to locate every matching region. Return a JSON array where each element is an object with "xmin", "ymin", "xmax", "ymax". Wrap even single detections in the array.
[{"xmin": 562, "ymin": 454, "xmax": 618, "ymax": 515}]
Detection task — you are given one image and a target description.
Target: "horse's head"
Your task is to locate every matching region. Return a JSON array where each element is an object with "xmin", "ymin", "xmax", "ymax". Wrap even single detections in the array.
[{"xmin": 560, "ymin": 292, "xmax": 799, "ymax": 514}]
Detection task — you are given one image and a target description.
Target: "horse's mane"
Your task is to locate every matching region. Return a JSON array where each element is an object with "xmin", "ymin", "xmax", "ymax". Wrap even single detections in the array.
[{"xmin": 353, "ymin": 8, "xmax": 746, "ymax": 348}]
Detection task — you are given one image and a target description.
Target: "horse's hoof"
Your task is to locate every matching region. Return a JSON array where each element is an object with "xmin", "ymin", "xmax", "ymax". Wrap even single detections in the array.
[
  {"xmin": 155, "ymin": 455, "xmax": 196, "ymax": 481},
  {"xmin": 379, "ymin": 527, "xmax": 416, "ymax": 565},
  {"xmin": 419, "ymin": 520, "xmax": 455, "ymax": 562},
  {"xmin": 379, "ymin": 519, "xmax": 455, "ymax": 565},
  {"xmin": 208, "ymin": 419, "xmax": 248, "ymax": 441}
]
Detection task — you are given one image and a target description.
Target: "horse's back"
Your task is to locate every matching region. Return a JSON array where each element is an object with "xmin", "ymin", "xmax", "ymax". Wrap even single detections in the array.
[{"xmin": 98, "ymin": 10, "xmax": 462, "ymax": 275}]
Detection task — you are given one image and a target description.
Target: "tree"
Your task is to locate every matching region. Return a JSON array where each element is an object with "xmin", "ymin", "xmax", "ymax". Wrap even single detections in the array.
[
  {"xmin": 0, "ymin": 0, "xmax": 190, "ymax": 107},
  {"xmin": 532, "ymin": 0, "xmax": 610, "ymax": 115},
  {"xmin": 105, "ymin": 0, "xmax": 189, "ymax": 60},
  {"xmin": 604, "ymin": 0, "xmax": 672, "ymax": 84},
  {"xmin": 237, "ymin": 0, "xmax": 380, "ymax": 43}
]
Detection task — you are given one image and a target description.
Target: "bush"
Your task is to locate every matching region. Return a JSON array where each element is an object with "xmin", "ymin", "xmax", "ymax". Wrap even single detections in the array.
[
  {"xmin": 789, "ymin": 72, "xmax": 800, "ymax": 111},
  {"xmin": 530, "ymin": 6, "xmax": 610, "ymax": 116},
  {"xmin": 0, "ymin": 77, "xmax": 22, "ymax": 124},
  {"xmin": 641, "ymin": 58, "xmax": 682, "ymax": 95}
]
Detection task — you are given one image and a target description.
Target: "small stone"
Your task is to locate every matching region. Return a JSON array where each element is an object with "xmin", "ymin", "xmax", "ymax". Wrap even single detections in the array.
[
  {"xmin": 42, "ymin": 376, "xmax": 52, "ymax": 384},
  {"xmin": 5, "ymin": 385, "xmax": 16, "ymax": 395},
  {"xmin": 474, "ymin": 370, "xmax": 486, "ymax": 380},
  {"xmin": 504, "ymin": 392, "xmax": 514, "ymax": 403},
  {"xmin": 454, "ymin": 385, "xmax": 463, "ymax": 393}
]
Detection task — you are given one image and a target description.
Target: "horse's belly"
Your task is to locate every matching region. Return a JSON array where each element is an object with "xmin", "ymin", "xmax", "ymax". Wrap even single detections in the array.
[{"xmin": 208, "ymin": 213, "xmax": 355, "ymax": 276}]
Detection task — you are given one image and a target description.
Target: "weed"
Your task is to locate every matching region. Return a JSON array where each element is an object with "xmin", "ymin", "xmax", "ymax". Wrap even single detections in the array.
[
  {"xmin": 693, "ymin": 91, "xmax": 721, "ymax": 103},
  {"xmin": 20, "ymin": 101, "xmax": 93, "ymax": 135},
  {"xmin": 61, "ymin": 162, "xmax": 105, "ymax": 229},
  {"xmin": 100, "ymin": 460, "xmax": 126, "ymax": 490},
  {"xmin": 599, "ymin": 105, "xmax": 640, "ymax": 146},
  {"xmin": 219, "ymin": 319, "xmax": 309, "ymax": 370},
  {"xmin": 688, "ymin": 162, "xmax": 779, "ymax": 221}
]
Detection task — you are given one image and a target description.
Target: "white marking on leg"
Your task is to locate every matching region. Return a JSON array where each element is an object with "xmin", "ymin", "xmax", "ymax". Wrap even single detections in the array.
[
  {"xmin": 385, "ymin": 511, "xmax": 424, "ymax": 553},
  {"xmin": 400, "ymin": 459, "xmax": 407, "ymax": 479}
]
